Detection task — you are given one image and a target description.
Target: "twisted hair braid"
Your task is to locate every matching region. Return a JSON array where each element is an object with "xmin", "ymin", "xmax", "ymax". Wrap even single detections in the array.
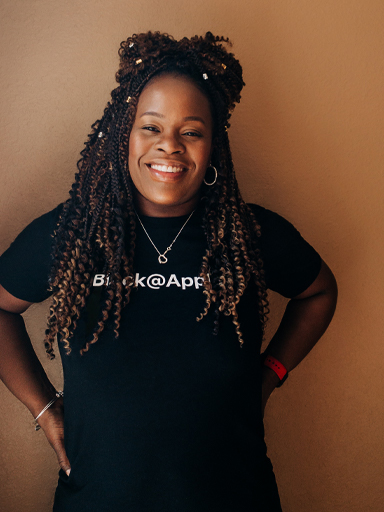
[{"xmin": 44, "ymin": 31, "xmax": 269, "ymax": 357}]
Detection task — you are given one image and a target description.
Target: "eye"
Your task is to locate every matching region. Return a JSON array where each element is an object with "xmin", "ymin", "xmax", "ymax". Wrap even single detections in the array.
[
  {"xmin": 142, "ymin": 125, "xmax": 160, "ymax": 132},
  {"xmin": 183, "ymin": 131, "xmax": 202, "ymax": 138}
]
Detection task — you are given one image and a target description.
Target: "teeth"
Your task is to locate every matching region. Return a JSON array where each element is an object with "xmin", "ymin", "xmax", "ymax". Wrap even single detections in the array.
[{"xmin": 150, "ymin": 164, "xmax": 184, "ymax": 173}]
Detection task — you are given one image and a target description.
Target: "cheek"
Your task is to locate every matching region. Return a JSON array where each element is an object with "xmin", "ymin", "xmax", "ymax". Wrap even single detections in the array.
[
  {"xmin": 127, "ymin": 136, "xmax": 145, "ymax": 191},
  {"xmin": 128, "ymin": 134, "xmax": 140, "ymax": 165},
  {"xmin": 128, "ymin": 134, "xmax": 149, "ymax": 186},
  {"xmin": 197, "ymin": 146, "xmax": 212, "ymax": 172}
]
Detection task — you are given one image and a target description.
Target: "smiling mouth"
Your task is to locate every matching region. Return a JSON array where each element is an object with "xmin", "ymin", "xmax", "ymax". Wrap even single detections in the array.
[{"xmin": 147, "ymin": 163, "xmax": 186, "ymax": 174}]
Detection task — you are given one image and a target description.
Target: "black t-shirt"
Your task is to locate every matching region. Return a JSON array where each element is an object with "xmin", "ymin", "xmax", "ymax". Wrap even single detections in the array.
[{"xmin": 0, "ymin": 204, "xmax": 321, "ymax": 512}]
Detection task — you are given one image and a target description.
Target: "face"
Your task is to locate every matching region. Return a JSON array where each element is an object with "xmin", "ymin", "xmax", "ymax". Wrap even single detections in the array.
[{"xmin": 128, "ymin": 74, "xmax": 213, "ymax": 216}]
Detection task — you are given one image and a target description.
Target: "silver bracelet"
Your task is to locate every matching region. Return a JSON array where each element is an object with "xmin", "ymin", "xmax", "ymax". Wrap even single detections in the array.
[{"xmin": 34, "ymin": 391, "xmax": 64, "ymax": 431}]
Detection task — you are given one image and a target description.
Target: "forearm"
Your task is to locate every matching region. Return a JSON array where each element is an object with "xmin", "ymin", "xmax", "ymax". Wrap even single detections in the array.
[
  {"xmin": 262, "ymin": 261, "xmax": 338, "ymax": 403},
  {"xmin": 265, "ymin": 291, "xmax": 336, "ymax": 371},
  {"xmin": 0, "ymin": 308, "xmax": 57, "ymax": 418}
]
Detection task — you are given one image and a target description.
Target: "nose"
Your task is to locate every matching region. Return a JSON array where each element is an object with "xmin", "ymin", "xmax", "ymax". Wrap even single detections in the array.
[{"xmin": 155, "ymin": 131, "xmax": 185, "ymax": 154}]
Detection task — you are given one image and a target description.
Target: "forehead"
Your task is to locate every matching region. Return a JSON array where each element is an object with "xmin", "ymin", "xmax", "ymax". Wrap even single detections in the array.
[{"xmin": 137, "ymin": 74, "xmax": 212, "ymax": 120}]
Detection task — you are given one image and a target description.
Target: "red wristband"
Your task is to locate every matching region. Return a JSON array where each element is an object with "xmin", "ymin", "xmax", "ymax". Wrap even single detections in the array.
[{"xmin": 263, "ymin": 355, "xmax": 288, "ymax": 381}]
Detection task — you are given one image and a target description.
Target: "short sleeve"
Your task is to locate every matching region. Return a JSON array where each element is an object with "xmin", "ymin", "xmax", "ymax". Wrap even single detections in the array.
[
  {"xmin": 0, "ymin": 205, "xmax": 63, "ymax": 303},
  {"xmin": 249, "ymin": 204, "xmax": 322, "ymax": 298}
]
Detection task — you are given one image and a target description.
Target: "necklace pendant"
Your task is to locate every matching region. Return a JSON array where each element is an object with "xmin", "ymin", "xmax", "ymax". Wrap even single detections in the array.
[
  {"xmin": 135, "ymin": 208, "xmax": 195, "ymax": 266},
  {"xmin": 158, "ymin": 254, "xmax": 168, "ymax": 264}
]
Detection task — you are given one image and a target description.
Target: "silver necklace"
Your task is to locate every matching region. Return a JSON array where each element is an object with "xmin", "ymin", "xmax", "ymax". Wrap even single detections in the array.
[{"xmin": 135, "ymin": 209, "xmax": 195, "ymax": 264}]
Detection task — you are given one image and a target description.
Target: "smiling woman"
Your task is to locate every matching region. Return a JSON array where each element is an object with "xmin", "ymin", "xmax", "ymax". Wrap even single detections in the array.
[
  {"xmin": 0, "ymin": 31, "xmax": 337, "ymax": 512},
  {"xmin": 128, "ymin": 74, "xmax": 213, "ymax": 216}
]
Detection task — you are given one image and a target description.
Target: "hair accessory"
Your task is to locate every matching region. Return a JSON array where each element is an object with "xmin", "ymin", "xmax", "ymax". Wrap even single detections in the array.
[
  {"xmin": 98, "ymin": 132, "xmax": 104, "ymax": 138},
  {"xmin": 202, "ymin": 73, "xmax": 208, "ymax": 80},
  {"xmin": 34, "ymin": 391, "xmax": 64, "ymax": 431},
  {"xmin": 135, "ymin": 209, "xmax": 195, "ymax": 264},
  {"xmin": 203, "ymin": 165, "xmax": 218, "ymax": 186},
  {"xmin": 129, "ymin": 42, "xmax": 134, "ymax": 48},
  {"xmin": 126, "ymin": 96, "xmax": 132, "ymax": 103},
  {"xmin": 135, "ymin": 58, "xmax": 143, "ymax": 65},
  {"xmin": 262, "ymin": 355, "xmax": 288, "ymax": 387},
  {"xmin": 221, "ymin": 63, "xmax": 227, "ymax": 69}
]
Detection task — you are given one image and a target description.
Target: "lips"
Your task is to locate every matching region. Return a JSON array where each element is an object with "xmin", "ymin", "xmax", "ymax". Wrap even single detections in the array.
[{"xmin": 147, "ymin": 163, "xmax": 186, "ymax": 173}]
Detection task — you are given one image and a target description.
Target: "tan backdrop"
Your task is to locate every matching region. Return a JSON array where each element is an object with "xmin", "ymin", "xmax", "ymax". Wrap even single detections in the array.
[{"xmin": 1, "ymin": 1, "xmax": 383, "ymax": 511}]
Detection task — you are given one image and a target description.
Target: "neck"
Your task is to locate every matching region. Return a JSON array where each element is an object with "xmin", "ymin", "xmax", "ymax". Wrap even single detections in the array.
[{"xmin": 134, "ymin": 192, "xmax": 200, "ymax": 217}]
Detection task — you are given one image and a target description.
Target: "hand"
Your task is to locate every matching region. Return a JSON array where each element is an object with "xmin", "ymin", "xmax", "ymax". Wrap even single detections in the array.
[{"xmin": 36, "ymin": 397, "xmax": 71, "ymax": 476}]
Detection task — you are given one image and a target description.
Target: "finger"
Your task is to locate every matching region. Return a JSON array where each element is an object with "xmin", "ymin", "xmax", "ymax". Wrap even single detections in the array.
[
  {"xmin": 59, "ymin": 456, "xmax": 71, "ymax": 477},
  {"xmin": 55, "ymin": 445, "xmax": 71, "ymax": 476}
]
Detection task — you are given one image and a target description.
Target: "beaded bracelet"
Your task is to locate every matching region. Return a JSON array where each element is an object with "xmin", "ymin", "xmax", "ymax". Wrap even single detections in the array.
[{"xmin": 34, "ymin": 391, "xmax": 64, "ymax": 431}]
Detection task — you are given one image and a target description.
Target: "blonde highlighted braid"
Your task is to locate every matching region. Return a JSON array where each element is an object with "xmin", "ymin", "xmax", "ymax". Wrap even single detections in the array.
[{"xmin": 44, "ymin": 31, "xmax": 269, "ymax": 357}]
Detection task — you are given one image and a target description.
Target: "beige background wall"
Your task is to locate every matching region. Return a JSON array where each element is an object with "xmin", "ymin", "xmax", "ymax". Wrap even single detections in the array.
[{"xmin": 0, "ymin": 1, "xmax": 383, "ymax": 511}]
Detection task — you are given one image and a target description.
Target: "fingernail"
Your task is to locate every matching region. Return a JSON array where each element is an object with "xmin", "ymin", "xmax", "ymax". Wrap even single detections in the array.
[{"xmin": 66, "ymin": 469, "xmax": 71, "ymax": 477}]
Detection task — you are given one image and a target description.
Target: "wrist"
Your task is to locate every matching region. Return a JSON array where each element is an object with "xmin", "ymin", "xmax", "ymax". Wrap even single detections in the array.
[
  {"xmin": 261, "ymin": 365, "xmax": 280, "ymax": 392},
  {"xmin": 33, "ymin": 391, "xmax": 64, "ymax": 431},
  {"xmin": 28, "ymin": 392, "xmax": 57, "ymax": 418},
  {"xmin": 261, "ymin": 353, "xmax": 288, "ymax": 388}
]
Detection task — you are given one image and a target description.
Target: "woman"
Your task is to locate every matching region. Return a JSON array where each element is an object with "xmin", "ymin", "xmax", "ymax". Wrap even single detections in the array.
[{"xmin": 0, "ymin": 32, "xmax": 337, "ymax": 511}]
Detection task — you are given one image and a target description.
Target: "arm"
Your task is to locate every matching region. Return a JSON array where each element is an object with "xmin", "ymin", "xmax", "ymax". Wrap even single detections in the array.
[
  {"xmin": 0, "ymin": 284, "xmax": 71, "ymax": 475},
  {"xmin": 261, "ymin": 259, "xmax": 338, "ymax": 414}
]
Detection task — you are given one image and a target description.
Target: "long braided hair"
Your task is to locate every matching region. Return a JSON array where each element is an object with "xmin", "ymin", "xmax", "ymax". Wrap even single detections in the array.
[{"xmin": 44, "ymin": 31, "xmax": 269, "ymax": 357}]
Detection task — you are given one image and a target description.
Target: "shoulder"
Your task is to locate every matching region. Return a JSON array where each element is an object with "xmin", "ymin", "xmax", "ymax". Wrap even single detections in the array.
[
  {"xmin": 0, "ymin": 204, "xmax": 64, "ymax": 303},
  {"xmin": 247, "ymin": 202, "xmax": 304, "ymax": 247},
  {"xmin": 1, "ymin": 203, "xmax": 64, "ymax": 254},
  {"xmin": 247, "ymin": 202, "xmax": 296, "ymax": 226},
  {"xmin": 6, "ymin": 203, "xmax": 65, "ymax": 258},
  {"xmin": 246, "ymin": 203, "xmax": 322, "ymax": 297},
  {"xmin": 21, "ymin": 204, "xmax": 64, "ymax": 236}
]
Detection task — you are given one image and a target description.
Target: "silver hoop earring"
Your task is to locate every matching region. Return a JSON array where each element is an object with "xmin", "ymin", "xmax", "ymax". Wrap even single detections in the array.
[{"xmin": 203, "ymin": 165, "xmax": 217, "ymax": 186}]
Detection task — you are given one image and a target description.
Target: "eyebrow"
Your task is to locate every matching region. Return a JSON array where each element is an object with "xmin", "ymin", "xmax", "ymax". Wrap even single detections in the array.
[{"xmin": 140, "ymin": 111, "xmax": 206, "ymax": 125}]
